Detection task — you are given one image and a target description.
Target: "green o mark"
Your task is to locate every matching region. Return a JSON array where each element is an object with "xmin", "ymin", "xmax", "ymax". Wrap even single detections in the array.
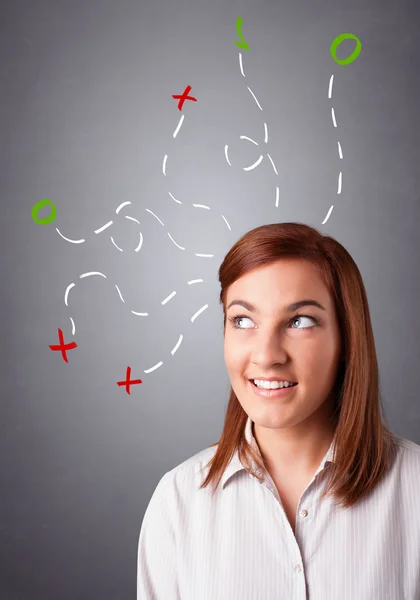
[
  {"xmin": 330, "ymin": 33, "xmax": 362, "ymax": 65},
  {"xmin": 31, "ymin": 198, "xmax": 57, "ymax": 224}
]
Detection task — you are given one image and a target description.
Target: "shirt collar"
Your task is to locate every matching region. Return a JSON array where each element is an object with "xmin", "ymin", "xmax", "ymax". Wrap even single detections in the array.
[{"xmin": 220, "ymin": 415, "xmax": 336, "ymax": 489}]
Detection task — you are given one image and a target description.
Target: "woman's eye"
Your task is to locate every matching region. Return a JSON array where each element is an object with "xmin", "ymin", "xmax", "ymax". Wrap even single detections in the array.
[
  {"xmin": 229, "ymin": 314, "xmax": 318, "ymax": 330},
  {"xmin": 235, "ymin": 316, "xmax": 253, "ymax": 328},
  {"xmin": 290, "ymin": 315, "xmax": 316, "ymax": 328}
]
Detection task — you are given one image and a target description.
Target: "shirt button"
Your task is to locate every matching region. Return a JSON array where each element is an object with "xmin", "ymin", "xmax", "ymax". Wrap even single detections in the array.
[
  {"xmin": 294, "ymin": 564, "xmax": 302, "ymax": 573},
  {"xmin": 299, "ymin": 509, "xmax": 308, "ymax": 517}
]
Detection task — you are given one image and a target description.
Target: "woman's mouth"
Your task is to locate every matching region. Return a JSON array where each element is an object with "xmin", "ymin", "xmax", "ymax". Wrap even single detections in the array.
[{"xmin": 248, "ymin": 379, "xmax": 299, "ymax": 399}]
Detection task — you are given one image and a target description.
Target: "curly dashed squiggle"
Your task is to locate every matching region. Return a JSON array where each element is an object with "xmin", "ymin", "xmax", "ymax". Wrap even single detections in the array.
[
  {"xmin": 59, "ymin": 107, "xmax": 236, "ymax": 380},
  {"xmin": 224, "ymin": 51, "xmax": 280, "ymax": 208},
  {"xmin": 323, "ymin": 32, "xmax": 362, "ymax": 225},
  {"xmin": 321, "ymin": 74, "xmax": 343, "ymax": 225}
]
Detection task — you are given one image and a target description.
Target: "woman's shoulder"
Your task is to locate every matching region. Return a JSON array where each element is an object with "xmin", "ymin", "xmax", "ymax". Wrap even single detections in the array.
[
  {"xmin": 392, "ymin": 433, "xmax": 420, "ymax": 479},
  {"xmin": 167, "ymin": 443, "xmax": 219, "ymax": 482},
  {"xmin": 394, "ymin": 433, "xmax": 420, "ymax": 457},
  {"xmin": 153, "ymin": 443, "xmax": 219, "ymax": 496}
]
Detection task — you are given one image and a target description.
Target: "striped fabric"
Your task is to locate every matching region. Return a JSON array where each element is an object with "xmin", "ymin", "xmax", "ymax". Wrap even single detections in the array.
[{"xmin": 137, "ymin": 416, "xmax": 420, "ymax": 599}]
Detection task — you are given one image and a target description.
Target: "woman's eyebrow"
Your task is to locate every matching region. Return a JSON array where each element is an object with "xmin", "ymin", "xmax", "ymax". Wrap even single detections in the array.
[{"xmin": 226, "ymin": 299, "xmax": 326, "ymax": 313}]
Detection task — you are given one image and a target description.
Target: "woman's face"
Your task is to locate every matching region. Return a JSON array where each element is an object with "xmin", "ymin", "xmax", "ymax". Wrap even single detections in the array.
[{"xmin": 223, "ymin": 259, "xmax": 342, "ymax": 432}]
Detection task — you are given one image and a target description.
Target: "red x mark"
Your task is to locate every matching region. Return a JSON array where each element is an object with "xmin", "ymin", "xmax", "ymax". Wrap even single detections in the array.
[
  {"xmin": 117, "ymin": 366, "xmax": 143, "ymax": 395},
  {"xmin": 49, "ymin": 328, "xmax": 78, "ymax": 363},
  {"xmin": 172, "ymin": 85, "xmax": 197, "ymax": 111}
]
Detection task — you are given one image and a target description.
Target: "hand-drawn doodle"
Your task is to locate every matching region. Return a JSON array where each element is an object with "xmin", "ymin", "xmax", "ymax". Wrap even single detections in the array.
[
  {"xmin": 51, "ymin": 86, "xmax": 235, "ymax": 388},
  {"xmin": 55, "ymin": 201, "xmax": 143, "ymax": 250},
  {"xmin": 31, "ymin": 198, "xmax": 57, "ymax": 224},
  {"xmin": 330, "ymin": 33, "xmax": 362, "ymax": 66},
  {"xmin": 61, "ymin": 270, "xmax": 210, "ymax": 382},
  {"xmin": 45, "ymin": 19, "xmax": 253, "ymax": 390},
  {"xmin": 234, "ymin": 16, "xmax": 250, "ymax": 51},
  {"xmin": 63, "ymin": 272, "xmax": 206, "ymax": 335},
  {"xmin": 117, "ymin": 366, "xmax": 143, "ymax": 395},
  {"xmin": 324, "ymin": 32, "xmax": 362, "ymax": 224},
  {"xmin": 53, "ymin": 91, "xmax": 233, "ymax": 387},
  {"xmin": 49, "ymin": 328, "xmax": 77, "ymax": 362},
  {"xmin": 46, "ymin": 19, "xmax": 358, "ymax": 392},
  {"xmin": 172, "ymin": 85, "xmax": 197, "ymax": 111},
  {"xmin": 225, "ymin": 25, "xmax": 280, "ymax": 208}
]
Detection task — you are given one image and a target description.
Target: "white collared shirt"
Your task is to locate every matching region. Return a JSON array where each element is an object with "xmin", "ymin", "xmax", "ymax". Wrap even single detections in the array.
[{"xmin": 137, "ymin": 417, "xmax": 420, "ymax": 599}]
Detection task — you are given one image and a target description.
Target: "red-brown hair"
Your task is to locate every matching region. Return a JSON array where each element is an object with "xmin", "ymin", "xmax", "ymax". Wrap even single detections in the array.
[{"xmin": 199, "ymin": 222, "xmax": 400, "ymax": 510}]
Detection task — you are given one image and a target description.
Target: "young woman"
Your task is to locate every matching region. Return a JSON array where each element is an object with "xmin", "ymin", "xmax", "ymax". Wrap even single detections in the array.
[{"xmin": 137, "ymin": 222, "xmax": 420, "ymax": 600}]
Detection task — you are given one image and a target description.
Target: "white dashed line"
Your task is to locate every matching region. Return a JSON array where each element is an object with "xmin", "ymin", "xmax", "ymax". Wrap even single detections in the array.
[
  {"xmin": 243, "ymin": 155, "xmax": 264, "ymax": 171},
  {"xmin": 171, "ymin": 334, "xmax": 183, "ymax": 355},
  {"xmin": 145, "ymin": 209, "xmax": 165, "ymax": 226},
  {"xmin": 64, "ymin": 283, "xmax": 75, "ymax": 307},
  {"xmin": 125, "ymin": 215, "xmax": 140, "ymax": 224},
  {"xmin": 266, "ymin": 153, "xmax": 278, "ymax": 175},
  {"xmin": 191, "ymin": 304, "xmax": 209, "ymax": 322},
  {"xmin": 168, "ymin": 191, "xmax": 182, "ymax": 204},
  {"xmin": 247, "ymin": 87, "xmax": 263, "ymax": 110},
  {"xmin": 79, "ymin": 272, "xmax": 107, "ymax": 279},
  {"xmin": 328, "ymin": 74, "xmax": 334, "ymax": 99},
  {"xmin": 110, "ymin": 236, "xmax": 123, "ymax": 251},
  {"xmin": 135, "ymin": 232, "xmax": 143, "ymax": 252},
  {"xmin": 322, "ymin": 206, "xmax": 334, "ymax": 224},
  {"xmin": 94, "ymin": 220, "xmax": 113, "ymax": 234},
  {"xmin": 224, "ymin": 144, "xmax": 232, "ymax": 166},
  {"xmin": 328, "ymin": 73, "xmax": 345, "ymax": 216},
  {"xmin": 144, "ymin": 361, "xmax": 164, "ymax": 374},
  {"xmin": 240, "ymin": 135, "xmax": 258, "ymax": 145},
  {"xmin": 161, "ymin": 291, "xmax": 176, "ymax": 305},
  {"xmin": 56, "ymin": 229, "xmax": 85, "ymax": 243},
  {"xmin": 331, "ymin": 107, "xmax": 337, "ymax": 128},
  {"xmin": 116, "ymin": 201, "xmax": 131, "ymax": 214},
  {"xmin": 115, "ymin": 284, "xmax": 125, "ymax": 302},
  {"xmin": 167, "ymin": 232, "xmax": 185, "ymax": 250},
  {"xmin": 173, "ymin": 115, "xmax": 185, "ymax": 138},
  {"xmin": 221, "ymin": 214, "xmax": 231, "ymax": 230},
  {"xmin": 239, "ymin": 53, "xmax": 245, "ymax": 77}
]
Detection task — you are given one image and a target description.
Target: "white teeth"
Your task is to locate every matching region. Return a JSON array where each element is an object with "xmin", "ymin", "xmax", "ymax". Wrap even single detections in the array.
[{"xmin": 253, "ymin": 380, "xmax": 296, "ymax": 390}]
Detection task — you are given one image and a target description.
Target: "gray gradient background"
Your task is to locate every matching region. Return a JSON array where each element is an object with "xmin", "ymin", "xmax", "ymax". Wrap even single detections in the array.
[{"xmin": 1, "ymin": 0, "xmax": 420, "ymax": 598}]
